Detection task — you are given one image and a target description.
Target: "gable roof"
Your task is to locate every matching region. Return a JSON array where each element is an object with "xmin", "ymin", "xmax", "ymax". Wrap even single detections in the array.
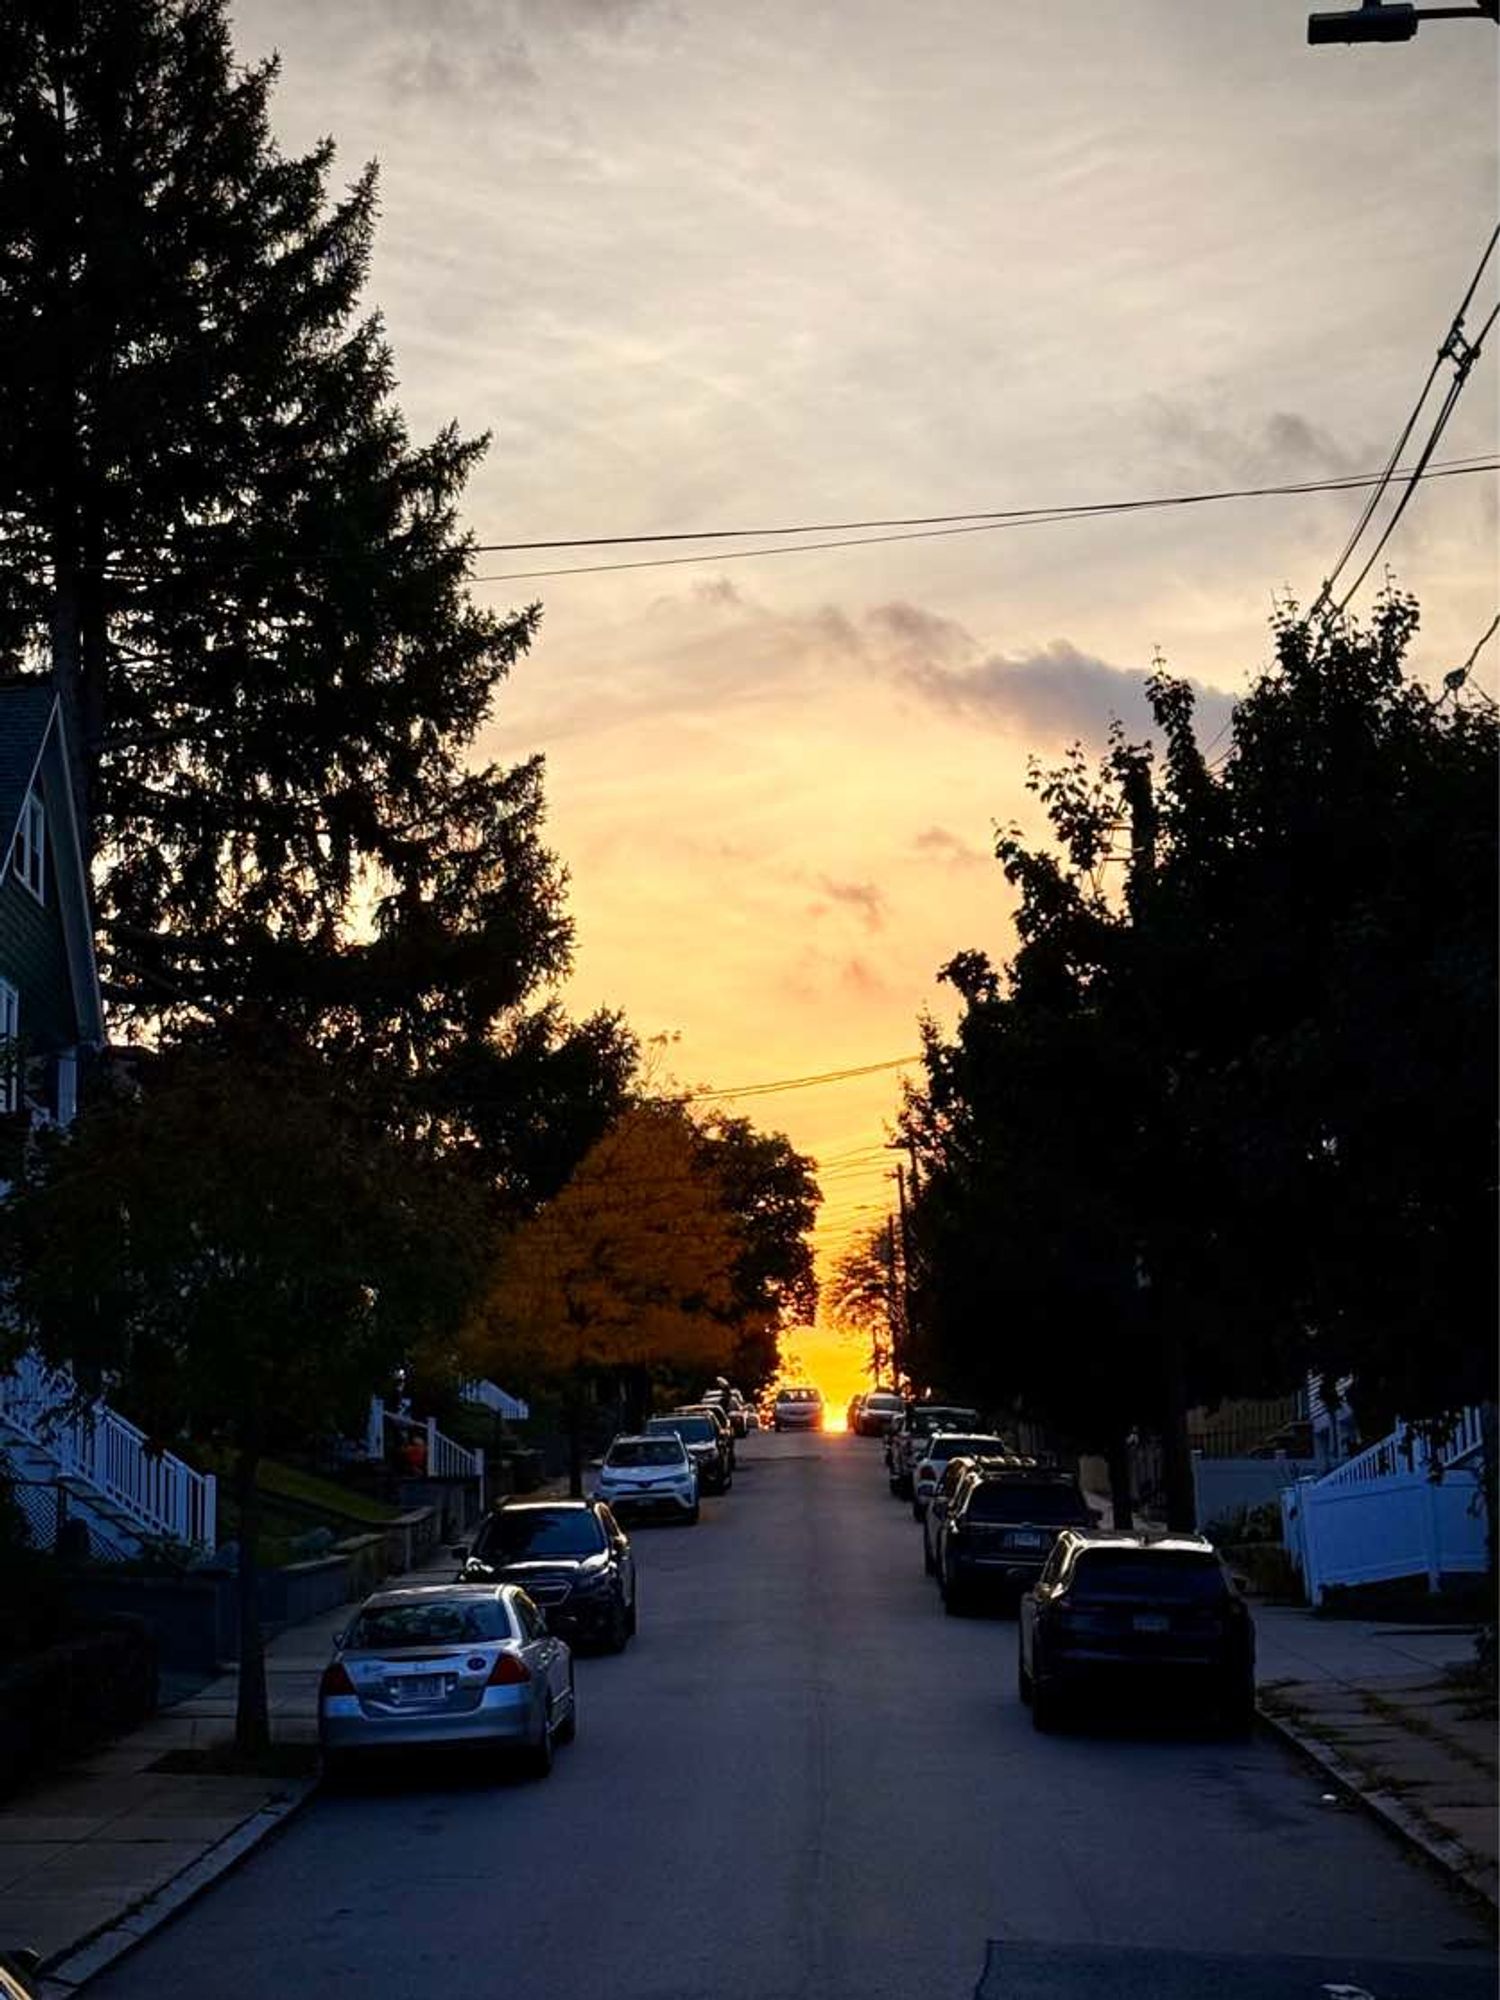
[{"xmin": 0, "ymin": 680, "xmax": 58, "ymax": 862}]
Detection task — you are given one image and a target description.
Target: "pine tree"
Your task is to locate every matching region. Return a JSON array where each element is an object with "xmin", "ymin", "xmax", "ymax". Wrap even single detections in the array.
[{"xmin": 0, "ymin": 0, "xmax": 605, "ymax": 1151}]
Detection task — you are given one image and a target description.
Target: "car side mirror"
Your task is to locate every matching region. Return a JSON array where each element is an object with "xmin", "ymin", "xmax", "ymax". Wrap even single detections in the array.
[
  {"xmin": 449, "ymin": 1544, "xmax": 469, "ymax": 1561},
  {"xmin": 590, "ymin": 1458, "xmax": 604, "ymax": 1469}
]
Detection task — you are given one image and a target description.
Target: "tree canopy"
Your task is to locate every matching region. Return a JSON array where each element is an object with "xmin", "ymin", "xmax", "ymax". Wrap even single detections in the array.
[{"xmin": 901, "ymin": 593, "xmax": 1497, "ymax": 1519}]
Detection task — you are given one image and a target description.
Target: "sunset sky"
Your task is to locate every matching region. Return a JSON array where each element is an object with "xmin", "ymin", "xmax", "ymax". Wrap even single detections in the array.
[{"xmin": 235, "ymin": 0, "xmax": 1497, "ymax": 1409}]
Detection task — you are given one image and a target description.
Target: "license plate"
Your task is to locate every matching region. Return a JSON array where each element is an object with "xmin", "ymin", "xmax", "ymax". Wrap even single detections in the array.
[
  {"xmin": 390, "ymin": 1674, "xmax": 445, "ymax": 1700},
  {"xmin": 1009, "ymin": 1531, "xmax": 1043, "ymax": 1548},
  {"xmin": 1132, "ymin": 1613, "xmax": 1170, "ymax": 1633}
]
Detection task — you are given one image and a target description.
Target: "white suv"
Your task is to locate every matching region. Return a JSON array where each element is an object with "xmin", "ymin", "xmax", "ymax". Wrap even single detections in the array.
[{"xmin": 594, "ymin": 1434, "xmax": 699, "ymax": 1523}]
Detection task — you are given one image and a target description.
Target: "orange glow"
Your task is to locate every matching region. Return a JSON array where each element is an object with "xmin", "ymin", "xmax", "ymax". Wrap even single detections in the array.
[{"xmin": 773, "ymin": 1321, "xmax": 875, "ymax": 1431}]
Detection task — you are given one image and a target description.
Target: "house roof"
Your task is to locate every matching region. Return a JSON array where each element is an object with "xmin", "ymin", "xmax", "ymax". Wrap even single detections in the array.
[{"xmin": 0, "ymin": 680, "xmax": 58, "ymax": 862}]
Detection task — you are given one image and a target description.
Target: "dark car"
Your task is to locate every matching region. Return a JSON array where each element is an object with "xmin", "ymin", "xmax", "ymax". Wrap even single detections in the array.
[
  {"xmin": 922, "ymin": 1453, "xmax": 1028, "ymax": 1574},
  {"xmin": 855, "ymin": 1389, "xmax": 906, "ymax": 1437},
  {"xmin": 647, "ymin": 1411, "xmax": 732, "ymax": 1492},
  {"xmin": 1018, "ymin": 1530, "xmax": 1256, "ymax": 1735},
  {"xmin": 680, "ymin": 1401, "xmax": 737, "ymax": 1471},
  {"xmin": 937, "ymin": 1466, "xmax": 1094, "ymax": 1612},
  {"xmin": 455, "ymin": 1499, "xmax": 637, "ymax": 1652}
]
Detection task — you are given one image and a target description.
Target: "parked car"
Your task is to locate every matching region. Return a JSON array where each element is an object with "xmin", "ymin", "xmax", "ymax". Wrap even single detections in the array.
[
  {"xmin": 773, "ymin": 1386, "xmax": 824, "ymax": 1432},
  {"xmin": 888, "ymin": 1405, "xmax": 980, "ymax": 1497},
  {"xmin": 455, "ymin": 1498, "xmax": 637, "ymax": 1651},
  {"xmin": 595, "ymin": 1433, "xmax": 699, "ymax": 1524},
  {"xmin": 937, "ymin": 1466, "xmax": 1094, "ymax": 1613},
  {"xmin": 855, "ymin": 1389, "xmax": 906, "ymax": 1437},
  {"xmin": 318, "ymin": 1583, "xmax": 576, "ymax": 1779},
  {"xmin": 921, "ymin": 1452, "xmax": 1025, "ymax": 1574},
  {"xmin": 1018, "ymin": 1530, "xmax": 1256, "ymax": 1735},
  {"xmin": 705, "ymin": 1386, "xmax": 749, "ymax": 1437},
  {"xmin": 910, "ymin": 1432, "xmax": 1014, "ymax": 1521},
  {"xmin": 677, "ymin": 1401, "xmax": 736, "ymax": 1471},
  {"xmin": 646, "ymin": 1411, "xmax": 731, "ymax": 1492}
]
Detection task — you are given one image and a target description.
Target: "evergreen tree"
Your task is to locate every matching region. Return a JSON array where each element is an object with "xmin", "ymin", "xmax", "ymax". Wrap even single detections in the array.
[{"xmin": 0, "ymin": 0, "xmax": 621, "ymax": 1165}]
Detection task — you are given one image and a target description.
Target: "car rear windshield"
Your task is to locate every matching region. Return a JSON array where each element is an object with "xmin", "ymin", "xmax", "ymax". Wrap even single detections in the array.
[
  {"xmin": 926, "ymin": 1435, "xmax": 1008, "ymax": 1462},
  {"xmin": 472, "ymin": 1508, "xmax": 607, "ymax": 1561},
  {"xmin": 865, "ymin": 1393, "xmax": 904, "ymax": 1410},
  {"xmin": 911, "ymin": 1407, "xmax": 978, "ymax": 1433},
  {"xmin": 608, "ymin": 1439, "xmax": 686, "ymax": 1467},
  {"xmin": 648, "ymin": 1416, "xmax": 716, "ymax": 1444},
  {"xmin": 349, "ymin": 1598, "xmax": 511, "ymax": 1649},
  {"xmin": 1069, "ymin": 1551, "xmax": 1229, "ymax": 1604},
  {"xmin": 962, "ymin": 1483, "xmax": 1092, "ymax": 1525}
]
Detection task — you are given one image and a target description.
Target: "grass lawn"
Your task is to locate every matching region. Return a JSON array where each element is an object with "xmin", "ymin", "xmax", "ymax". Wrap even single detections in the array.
[{"xmin": 256, "ymin": 1460, "xmax": 400, "ymax": 1526}]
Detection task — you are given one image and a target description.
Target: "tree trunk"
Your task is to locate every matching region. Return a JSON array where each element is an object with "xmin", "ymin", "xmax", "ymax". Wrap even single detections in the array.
[
  {"xmin": 565, "ymin": 1378, "xmax": 584, "ymax": 1499},
  {"xmin": 233, "ymin": 1450, "xmax": 270, "ymax": 1759},
  {"xmin": 1106, "ymin": 1434, "xmax": 1135, "ymax": 1532}
]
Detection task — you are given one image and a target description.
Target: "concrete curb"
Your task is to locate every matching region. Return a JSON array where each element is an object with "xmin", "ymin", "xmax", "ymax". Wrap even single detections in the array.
[
  {"xmin": 1256, "ymin": 1700, "xmax": 1498, "ymax": 1911},
  {"xmin": 35, "ymin": 1778, "xmax": 319, "ymax": 1996}
]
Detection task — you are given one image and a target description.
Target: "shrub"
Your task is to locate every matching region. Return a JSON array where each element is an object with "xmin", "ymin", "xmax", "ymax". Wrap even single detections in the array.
[{"xmin": 0, "ymin": 1614, "xmax": 158, "ymax": 1793}]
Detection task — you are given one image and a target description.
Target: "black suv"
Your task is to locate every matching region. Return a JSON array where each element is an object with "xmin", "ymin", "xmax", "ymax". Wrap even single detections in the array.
[
  {"xmin": 1018, "ymin": 1529, "xmax": 1256, "ymax": 1735},
  {"xmin": 646, "ymin": 1411, "xmax": 732, "ymax": 1492},
  {"xmin": 937, "ymin": 1466, "xmax": 1094, "ymax": 1613},
  {"xmin": 455, "ymin": 1498, "xmax": 637, "ymax": 1652}
]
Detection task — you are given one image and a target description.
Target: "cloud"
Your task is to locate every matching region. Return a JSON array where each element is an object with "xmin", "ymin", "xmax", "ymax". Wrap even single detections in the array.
[
  {"xmin": 913, "ymin": 825, "xmax": 988, "ymax": 869},
  {"xmin": 1139, "ymin": 397, "xmax": 1364, "ymax": 486},
  {"xmin": 899, "ymin": 633, "xmax": 1237, "ymax": 749},
  {"xmin": 810, "ymin": 877, "xmax": 887, "ymax": 932}
]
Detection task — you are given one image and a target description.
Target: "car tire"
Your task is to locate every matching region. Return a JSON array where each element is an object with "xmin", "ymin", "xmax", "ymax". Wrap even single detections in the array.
[
  {"xmin": 1017, "ymin": 1653, "xmax": 1033, "ymax": 1704},
  {"xmin": 911, "ymin": 1499, "xmax": 924, "ymax": 1522},
  {"xmin": 320, "ymin": 1749, "xmax": 357, "ymax": 1791},
  {"xmin": 1031, "ymin": 1676, "xmax": 1062, "ymax": 1733},
  {"xmin": 522, "ymin": 1706, "xmax": 556, "ymax": 1778},
  {"xmin": 604, "ymin": 1596, "xmax": 630, "ymax": 1653},
  {"xmin": 1221, "ymin": 1677, "xmax": 1256, "ymax": 1740},
  {"xmin": 626, "ymin": 1584, "xmax": 638, "ymax": 1637},
  {"xmin": 555, "ymin": 1668, "xmax": 577, "ymax": 1745},
  {"xmin": 922, "ymin": 1539, "xmax": 935, "ymax": 1576},
  {"xmin": 686, "ymin": 1503, "xmax": 700, "ymax": 1525}
]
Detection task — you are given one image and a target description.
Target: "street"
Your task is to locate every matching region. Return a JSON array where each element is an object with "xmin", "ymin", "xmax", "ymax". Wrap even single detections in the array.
[{"xmin": 88, "ymin": 1434, "xmax": 1494, "ymax": 2000}]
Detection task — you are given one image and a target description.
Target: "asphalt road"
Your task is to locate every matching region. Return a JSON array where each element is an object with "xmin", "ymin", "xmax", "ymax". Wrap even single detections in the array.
[{"xmin": 88, "ymin": 1433, "xmax": 1495, "ymax": 2000}]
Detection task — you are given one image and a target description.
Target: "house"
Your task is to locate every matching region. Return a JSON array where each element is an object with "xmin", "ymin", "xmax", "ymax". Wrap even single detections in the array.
[{"xmin": 0, "ymin": 679, "xmax": 105, "ymax": 1129}]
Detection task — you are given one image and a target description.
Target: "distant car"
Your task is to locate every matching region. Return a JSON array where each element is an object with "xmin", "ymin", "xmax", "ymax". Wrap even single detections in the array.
[
  {"xmin": 855, "ymin": 1389, "xmax": 905, "ymax": 1437},
  {"xmin": 646, "ymin": 1411, "xmax": 731, "ymax": 1492},
  {"xmin": 773, "ymin": 1386, "xmax": 823, "ymax": 1432},
  {"xmin": 595, "ymin": 1433, "xmax": 699, "ymax": 1524},
  {"xmin": 455, "ymin": 1498, "xmax": 637, "ymax": 1651},
  {"xmin": 910, "ymin": 1432, "xmax": 1014, "ymax": 1521},
  {"xmin": 937, "ymin": 1467, "xmax": 1094, "ymax": 1613},
  {"xmin": 888, "ymin": 1405, "xmax": 980, "ymax": 1497},
  {"xmin": 678, "ymin": 1401, "xmax": 736, "ymax": 1471},
  {"xmin": 318, "ymin": 1583, "xmax": 576, "ymax": 1779},
  {"xmin": 706, "ymin": 1386, "xmax": 749, "ymax": 1437},
  {"xmin": 921, "ymin": 1452, "xmax": 1026, "ymax": 1574},
  {"xmin": 1018, "ymin": 1530, "xmax": 1256, "ymax": 1735}
]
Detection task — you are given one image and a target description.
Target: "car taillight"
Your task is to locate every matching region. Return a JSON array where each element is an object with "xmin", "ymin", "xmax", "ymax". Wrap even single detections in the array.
[
  {"xmin": 487, "ymin": 1651, "xmax": 532, "ymax": 1687},
  {"xmin": 320, "ymin": 1660, "xmax": 355, "ymax": 1699}
]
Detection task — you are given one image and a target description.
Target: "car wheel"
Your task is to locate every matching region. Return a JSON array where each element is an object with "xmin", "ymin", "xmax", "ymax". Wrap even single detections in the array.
[
  {"xmin": 686, "ymin": 1503, "xmax": 700, "ymax": 1525},
  {"xmin": 1017, "ymin": 1653, "xmax": 1033, "ymax": 1704},
  {"xmin": 555, "ymin": 1668, "xmax": 577, "ymax": 1745},
  {"xmin": 603, "ymin": 1596, "xmax": 630, "ymax": 1653},
  {"xmin": 911, "ymin": 1499, "xmax": 924, "ymax": 1521},
  {"xmin": 944, "ymin": 1584, "xmax": 970, "ymax": 1617},
  {"xmin": 320, "ymin": 1749, "xmax": 357, "ymax": 1791},
  {"xmin": 626, "ymin": 1583, "xmax": 638, "ymax": 1637},
  {"xmin": 922, "ymin": 1539, "xmax": 935, "ymax": 1576},
  {"xmin": 520, "ymin": 1700, "xmax": 556, "ymax": 1778},
  {"xmin": 1031, "ymin": 1676, "xmax": 1062, "ymax": 1733},
  {"xmin": 1221, "ymin": 1676, "xmax": 1256, "ymax": 1740}
]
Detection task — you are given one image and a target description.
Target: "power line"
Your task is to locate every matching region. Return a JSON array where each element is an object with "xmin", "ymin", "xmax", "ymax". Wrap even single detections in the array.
[
  {"xmin": 1314, "ymin": 224, "xmax": 1498, "ymax": 616},
  {"xmin": 685, "ymin": 1055, "xmax": 920, "ymax": 1102},
  {"xmin": 469, "ymin": 458, "xmax": 1496, "ymax": 585}
]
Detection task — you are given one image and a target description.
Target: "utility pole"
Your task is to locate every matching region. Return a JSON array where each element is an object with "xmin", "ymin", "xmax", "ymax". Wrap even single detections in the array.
[{"xmin": 884, "ymin": 1214, "xmax": 903, "ymax": 1393}]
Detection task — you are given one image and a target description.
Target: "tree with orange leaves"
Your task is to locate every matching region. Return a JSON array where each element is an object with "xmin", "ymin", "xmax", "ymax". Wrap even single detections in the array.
[{"xmin": 468, "ymin": 1101, "xmax": 741, "ymax": 1491}]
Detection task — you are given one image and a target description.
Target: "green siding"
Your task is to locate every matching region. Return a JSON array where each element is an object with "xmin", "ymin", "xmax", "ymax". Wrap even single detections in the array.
[{"xmin": 0, "ymin": 830, "xmax": 77, "ymax": 1053}]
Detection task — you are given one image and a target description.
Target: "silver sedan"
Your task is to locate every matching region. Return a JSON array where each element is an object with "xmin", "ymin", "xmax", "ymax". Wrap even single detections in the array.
[{"xmin": 318, "ymin": 1583, "xmax": 576, "ymax": 1779}]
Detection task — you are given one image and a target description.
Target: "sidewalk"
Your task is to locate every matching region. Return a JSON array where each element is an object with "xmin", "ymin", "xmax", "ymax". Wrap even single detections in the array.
[
  {"xmin": 1252, "ymin": 1602, "xmax": 1497, "ymax": 1909},
  {"xmin": 3, "ymin": 1542, "xmax": 461, "ymax": 1992}
]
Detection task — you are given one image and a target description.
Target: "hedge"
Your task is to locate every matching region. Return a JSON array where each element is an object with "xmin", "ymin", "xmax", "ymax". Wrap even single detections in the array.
[{"xmin": 0, "ymin": 1614, "xmax": 158, "ymax": 1794}]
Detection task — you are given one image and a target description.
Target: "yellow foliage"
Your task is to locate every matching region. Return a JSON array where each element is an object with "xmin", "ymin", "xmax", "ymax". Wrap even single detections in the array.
[{"xmin": 466, "ymin": 1102, "xmax": 739, "ymax": 1381}]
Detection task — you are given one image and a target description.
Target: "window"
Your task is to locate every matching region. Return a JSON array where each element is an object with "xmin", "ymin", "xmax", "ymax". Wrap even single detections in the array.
[
  {"xmin": 0, "ymin": 982, "xmax": 16, "ymax": 1113},
  {"xmin": 12, "ymin": 792, "xmax": 44, "ymax": 902}
]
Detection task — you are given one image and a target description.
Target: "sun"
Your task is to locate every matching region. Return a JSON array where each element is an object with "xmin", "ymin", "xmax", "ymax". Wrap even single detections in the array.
[{"xmin": 774, "ymin": 1322, "xmax": 877, "ymax": 1432}]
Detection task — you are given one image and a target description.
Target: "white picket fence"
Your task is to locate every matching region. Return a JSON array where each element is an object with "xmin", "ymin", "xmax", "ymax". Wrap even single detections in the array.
[
  {"xmin": 367, "ymin": 1396, "xmax": 485, "ymax": 1513},
  {"xmin": 1281, "ymin": 1409, "xmax": 1487, "ymax": 1606},
  {"xmin": 0, "ymin": 1349, "xmax": 217, "ymax": 1550}
]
